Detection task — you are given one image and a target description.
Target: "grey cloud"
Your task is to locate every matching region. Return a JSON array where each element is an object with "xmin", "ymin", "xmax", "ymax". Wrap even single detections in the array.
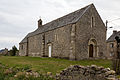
[{"xmin": 0, "ymin": 0, "xmax": 120, "ymax": 49}]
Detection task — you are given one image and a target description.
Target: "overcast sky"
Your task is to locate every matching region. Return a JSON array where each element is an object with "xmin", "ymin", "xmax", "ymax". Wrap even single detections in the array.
[{"xmin": 0, "ymin": 0, "xmax": 120, "ymax": 50}]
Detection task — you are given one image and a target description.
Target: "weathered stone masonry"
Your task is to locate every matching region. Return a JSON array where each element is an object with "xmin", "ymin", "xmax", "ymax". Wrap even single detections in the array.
[
  {"xmin": 56, "ymin": 65, "xmax": 115, "ymax": 80},
  {"xmin": 75, "ymin": 4, "xmax": 106, "ymax": 60},
  {"xmin": 27, "ymin": 24, "xmax": 72, "ymax": 58},
  {"xmin": 19, "ymin": 4, "xmax": 107, "ymax": 60}
]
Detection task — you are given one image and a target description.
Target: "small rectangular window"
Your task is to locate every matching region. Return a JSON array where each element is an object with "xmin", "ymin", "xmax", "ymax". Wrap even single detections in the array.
[
  {"xmin": 55, "ymin": 34, "xmax": 58, "ymax": 41},
  {"xmin": 110, "ymin": 52, "xmax": 114, "ymax": 56},
  {"xmin": 110, "ymin": 43, "xmax": 114, "ymax": 48},
  {"xmin": 21, "ymin": 45, "xmax": 23, "ymax": 50},
  {"xmin": 91, "ymin": 17, "xmax": 95, "ymax": 28},
  {"xmin": 42, "ymin": 35, "xmax": 45, "ymax": 40},
  {"xmin": 91, "ymin": 17, "xmax": 93, "ymax": 28}
]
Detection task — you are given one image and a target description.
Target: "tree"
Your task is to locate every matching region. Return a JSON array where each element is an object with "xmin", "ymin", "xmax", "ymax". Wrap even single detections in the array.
[
  {"xmin": 9, "ymin": 46, "xmax": 18, "ymax": 56},
  {"xmin": 115, "ymin": 36, "xmax": 120, "ymax": 43}
]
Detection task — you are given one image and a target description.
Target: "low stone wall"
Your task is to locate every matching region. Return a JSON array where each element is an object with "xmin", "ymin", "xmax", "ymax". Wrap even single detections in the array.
[{"xmin": 56, "ymin": 65, "xmax": 115, "ymax": 80}]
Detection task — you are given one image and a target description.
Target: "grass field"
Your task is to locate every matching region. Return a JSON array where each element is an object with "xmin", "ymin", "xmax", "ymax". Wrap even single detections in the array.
[{"xmin": 0, "ymin": 56, "xmax": 112, "ymax": 75}]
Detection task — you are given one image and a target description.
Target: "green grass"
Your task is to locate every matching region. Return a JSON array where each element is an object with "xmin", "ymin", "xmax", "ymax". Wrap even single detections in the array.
[{"xmin": 0, "ymin": 56, "xmax": 112, "ymax": 75}]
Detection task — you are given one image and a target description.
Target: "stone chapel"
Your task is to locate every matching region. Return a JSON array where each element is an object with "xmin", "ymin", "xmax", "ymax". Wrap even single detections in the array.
[{"xmin": 19, "ymin": 4, "xmax": 107, "ymax": 60}]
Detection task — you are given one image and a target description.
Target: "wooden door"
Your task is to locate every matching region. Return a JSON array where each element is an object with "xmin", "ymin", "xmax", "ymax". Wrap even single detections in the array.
[{"xmin": 89, "ymin": 44, "xmax": 93, "ymax": 57}]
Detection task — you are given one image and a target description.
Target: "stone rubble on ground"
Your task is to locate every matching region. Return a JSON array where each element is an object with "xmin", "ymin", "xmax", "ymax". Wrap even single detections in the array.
[{"xmin": 56, "ymin": 65, "xmax": 116, "ymax": 80}]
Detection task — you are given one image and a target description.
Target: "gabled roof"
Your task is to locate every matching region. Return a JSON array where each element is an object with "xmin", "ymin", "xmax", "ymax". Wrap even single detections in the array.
[
  {"xmin": 20, "ymin": 4, "xmax": 93, "ymax": 44},
  {"xmin": 107, "ymin": 31, "xmax": 120, "ymax": 42}
]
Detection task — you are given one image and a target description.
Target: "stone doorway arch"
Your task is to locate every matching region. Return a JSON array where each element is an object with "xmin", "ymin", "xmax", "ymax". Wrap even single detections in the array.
[{"xmin": 88, "ymin": 38, "xmax": 97, "ymax": 58}]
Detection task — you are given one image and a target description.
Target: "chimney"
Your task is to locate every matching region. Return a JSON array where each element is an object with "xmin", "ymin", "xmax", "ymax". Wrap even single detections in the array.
[
  {"xmin": 113, "ymin": 30, "xmax": 117, "ymax": 34},
  {"xmin": 38, "ymin": 19, "xmax": 42, "ymax": 28}
]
